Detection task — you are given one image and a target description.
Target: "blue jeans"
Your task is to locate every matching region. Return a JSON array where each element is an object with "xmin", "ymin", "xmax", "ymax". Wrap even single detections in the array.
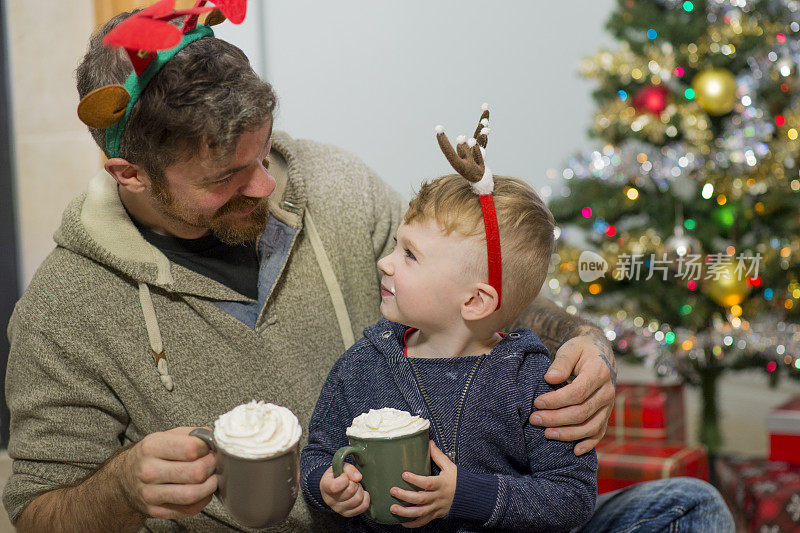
[{"xmin": 577, "ymin": 477, "xmax": 735, "ymax": 532}]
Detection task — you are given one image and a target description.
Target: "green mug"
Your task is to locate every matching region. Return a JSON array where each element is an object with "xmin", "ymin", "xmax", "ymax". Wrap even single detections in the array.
[{"xmin": 333, "ymin": 427, "xmax": 431, "ymax": 525}]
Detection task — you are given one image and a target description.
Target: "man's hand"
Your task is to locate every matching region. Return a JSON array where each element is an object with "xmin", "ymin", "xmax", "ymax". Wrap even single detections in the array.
[
  {"xmin": 320, "ymin": 464, "xmax": 370, "ymax": 517},
  {"xmin": 119, "ymin": 427, "xmax": 218, "ymax": 519},
  {"xmin": 389, "ymin": 441, "xmax": 456, "ymax": 528},
  {"xmin": 530, "ymin": 326, "xmax": 616, "ymax": 455}
]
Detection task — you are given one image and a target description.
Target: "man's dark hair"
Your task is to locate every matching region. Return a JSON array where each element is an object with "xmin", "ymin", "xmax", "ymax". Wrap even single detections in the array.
[{"xmin": 76, "ymin": 10, "xmax": 277, "ymax": 181}]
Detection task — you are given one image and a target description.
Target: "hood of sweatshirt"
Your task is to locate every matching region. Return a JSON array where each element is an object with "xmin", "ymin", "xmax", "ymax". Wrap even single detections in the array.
[
  {"xmin": 361, "ymin": 317, "xmax": 549, "ymax": 363},
  {"xmin": 51, "ymin": 131, "xmax": 313, "ymax": 391}
]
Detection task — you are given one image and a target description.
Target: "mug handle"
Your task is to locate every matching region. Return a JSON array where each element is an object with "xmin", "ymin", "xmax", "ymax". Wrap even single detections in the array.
[
  {"xmin": 189, "ymin": 427, "xmax": 217, "ymax": 452},
  {"xmin": 332, "ymin": 445, "xmax": 365, "ymax": 478}
]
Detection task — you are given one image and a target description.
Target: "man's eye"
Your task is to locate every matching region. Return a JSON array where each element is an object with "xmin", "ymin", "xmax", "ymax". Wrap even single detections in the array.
[
  {"xmin": 404, "ymin": 248, "xmax": 416, "ymax": 261},
  {"xmin": 214, "ymin": 175, "xmax": 233, "ymax": 184}
]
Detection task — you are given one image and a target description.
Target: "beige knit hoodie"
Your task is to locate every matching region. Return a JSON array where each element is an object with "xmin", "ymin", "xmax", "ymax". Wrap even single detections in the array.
[{"xmin": 4, "ymin": 131, "xmax": 405, "ymax": 531}]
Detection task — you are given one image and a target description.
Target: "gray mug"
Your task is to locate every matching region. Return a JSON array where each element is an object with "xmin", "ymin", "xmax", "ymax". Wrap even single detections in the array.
[{"xmin": 190, "ymin": 427, "xmax": 299, "ymax": 528}]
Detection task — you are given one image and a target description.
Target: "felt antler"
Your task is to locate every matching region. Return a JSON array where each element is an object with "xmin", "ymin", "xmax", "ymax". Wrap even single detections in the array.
[
  {"xmin": 434, "ymin": 103, "xmax": 502, "ymax": 309},
  {"xmin": 104, "ymin": 0, "xmax": 217, "ymax": 75},
  {"xmin": 473, "ymin": 105, "xmax": 490, "ymax": 148},
  {"xmin": 435, "ymin": 103, "xmax": 494, "ymax": 194},
  {"xmin": 76, "ymin": 0, "xmax": 247, "ymax": 155}
]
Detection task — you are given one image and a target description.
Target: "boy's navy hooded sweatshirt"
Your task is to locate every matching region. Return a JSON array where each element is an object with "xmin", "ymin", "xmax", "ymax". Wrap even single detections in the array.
[{"xmin": 300, "ymin": 318, "xmax": 597, "ymax": 532}]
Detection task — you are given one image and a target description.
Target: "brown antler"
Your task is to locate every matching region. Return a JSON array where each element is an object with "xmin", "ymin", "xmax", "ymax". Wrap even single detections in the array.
[
  {"xmin": 436, "ymin": 104, "xmax": 490, "ymax": 184},
  {"xmin": 473, "ymin": 104, "xmax": 490, "ymax": 148}
]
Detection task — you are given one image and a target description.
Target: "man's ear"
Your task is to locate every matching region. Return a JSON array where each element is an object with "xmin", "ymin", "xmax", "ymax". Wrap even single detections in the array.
[
  {"xmin": 461, "ymin": 283, "xmax": 499, "ymax": 321},
  {"xmin": 104, "ymin": 158, "xmax": 150, "ymax": 194}
]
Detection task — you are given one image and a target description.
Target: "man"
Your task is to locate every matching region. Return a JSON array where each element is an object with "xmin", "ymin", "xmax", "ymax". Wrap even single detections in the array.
[{"xmin": 4, "ymin": 9, "xmax": 733, "ymax": 533}]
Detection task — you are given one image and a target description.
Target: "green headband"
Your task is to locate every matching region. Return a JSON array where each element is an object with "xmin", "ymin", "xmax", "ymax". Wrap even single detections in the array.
[{"xmin": 105, "ymin": 24, "xmax": 214, "ymax": 158}]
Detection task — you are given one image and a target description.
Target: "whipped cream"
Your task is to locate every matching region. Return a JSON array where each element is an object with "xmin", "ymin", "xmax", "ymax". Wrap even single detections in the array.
[
  {"xmin": 214, "ymin": 400, "xmax": 302, "ymax": 459},
  {"xmin": 346, "ymin": 408, "xmax": 430, "ymax": 439}
]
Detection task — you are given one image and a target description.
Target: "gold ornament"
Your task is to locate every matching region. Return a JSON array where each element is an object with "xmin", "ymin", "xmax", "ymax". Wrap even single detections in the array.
[
  {"xmin": 703, "ymin": 262, "xmax": 751, "ymax": 306},
  {"xmin": 691, "ymin": 68, "xmax": 737, "ymax": 116}
]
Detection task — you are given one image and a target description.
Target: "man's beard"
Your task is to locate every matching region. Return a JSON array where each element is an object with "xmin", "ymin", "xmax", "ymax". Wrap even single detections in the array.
[{"xmin": 150, "ymin": 180, "xmax": 269, "ymax": 245}]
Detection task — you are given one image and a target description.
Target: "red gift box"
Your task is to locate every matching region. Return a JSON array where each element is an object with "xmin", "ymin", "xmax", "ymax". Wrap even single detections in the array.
[
  {"xmin": 768, "ymin": 396, "xmax": 800, "ymax": 466},
  {"xmin": 596, "ymin": 441, "xmax": 708, "ymax": 494},
  {"xmin": 607, "ymin": 382, "xmax": 685, "ymax": 443},
  {"xmin": 715, "ymin": 456, "xmax": 800, "ymax": 533}
]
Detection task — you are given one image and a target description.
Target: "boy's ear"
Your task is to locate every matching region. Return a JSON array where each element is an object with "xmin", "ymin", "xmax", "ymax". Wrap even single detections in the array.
[
  {"xmin": 461, "ymin": 283, "xmax": 499, "ymax": 321},
  {"xmin": 105, "ymin": 158, "xmax": 151, "ymax": 194}
]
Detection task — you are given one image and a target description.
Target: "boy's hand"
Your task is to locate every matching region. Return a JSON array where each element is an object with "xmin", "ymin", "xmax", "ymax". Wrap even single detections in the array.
[
  {"xmin": 319, "ymin": 464, "xmax": 370, "ymax": 517},
  {"xmin": 389, "ymin": 441, "xmax": 456, "ymax": 528}
]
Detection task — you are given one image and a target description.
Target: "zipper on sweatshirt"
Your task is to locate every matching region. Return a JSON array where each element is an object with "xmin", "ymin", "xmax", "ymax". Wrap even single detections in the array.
[{"xmin": 408, "ymin": 355, "xmax": 485, "ymax": 462}]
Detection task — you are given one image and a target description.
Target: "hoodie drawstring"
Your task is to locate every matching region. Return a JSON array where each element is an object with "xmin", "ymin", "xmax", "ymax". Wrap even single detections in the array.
[
  {"xmin": 134, "ymin": 210, "xmax": 350, "ymax": 391},
  {"xmin": 138, "ymin": 282, "xmax": 174, "ymax": 391},
  {"xmin": 305, "ymin": 209, "xmax": 355, "ymax": 349}
]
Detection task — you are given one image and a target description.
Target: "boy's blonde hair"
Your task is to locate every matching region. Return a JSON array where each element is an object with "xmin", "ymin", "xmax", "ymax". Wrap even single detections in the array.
[{"xmin": 404, "ymin": 174, "xmax": 555, "ymax": 322}]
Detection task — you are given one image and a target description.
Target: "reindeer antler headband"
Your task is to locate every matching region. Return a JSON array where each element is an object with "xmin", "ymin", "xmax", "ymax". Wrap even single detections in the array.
[
  {"xmin": 435, "ymin": 103, "xmax": 502, "ymax": 310},
  {"xmin": 77, "ymin": 0, "xmax": 247, "ymax": 158}
]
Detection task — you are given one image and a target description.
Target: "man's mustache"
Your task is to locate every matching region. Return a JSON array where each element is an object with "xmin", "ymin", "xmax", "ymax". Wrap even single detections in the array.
[{"xmin": 215, "ymin": 196, "xmax": 264, "ymax": 217}]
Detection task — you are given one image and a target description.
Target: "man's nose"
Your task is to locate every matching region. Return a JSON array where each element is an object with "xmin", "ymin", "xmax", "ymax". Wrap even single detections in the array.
[{"xmin": 239, "ymin": 162, "xmax": 276, "ymax": 199}]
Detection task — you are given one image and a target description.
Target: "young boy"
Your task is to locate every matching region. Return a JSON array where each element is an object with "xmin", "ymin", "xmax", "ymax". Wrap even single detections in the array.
[{"xmin": 300, "ymin": 106, "xmax": 597, "ymax": 532}]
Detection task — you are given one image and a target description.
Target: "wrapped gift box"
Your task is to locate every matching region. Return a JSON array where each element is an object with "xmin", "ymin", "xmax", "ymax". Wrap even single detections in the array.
[
  {"xmin": 715, "ymin": 456, "xmax": 800, "ymax": 533},
  {"xmin": 768, "ymin": 396, "xmax": 800, "ymax": 466},
  {"xmin": 607, "ymin": 382, "xmax": 685, "ymax": 443},
  {"xmin": 596, "ymin": 441, "xmax": 708, "ymax": 494}
]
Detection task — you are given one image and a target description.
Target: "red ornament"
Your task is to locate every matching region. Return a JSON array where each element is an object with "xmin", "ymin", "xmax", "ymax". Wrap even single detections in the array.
[{"xmin": 632, "ymin": 85, "xmax": 669, "ymax": 114}]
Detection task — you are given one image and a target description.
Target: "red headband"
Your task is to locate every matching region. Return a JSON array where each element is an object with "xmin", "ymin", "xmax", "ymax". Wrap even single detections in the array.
[{"xmin": 435, "ymin": 104, "xmax": 502, "ymax": 310}]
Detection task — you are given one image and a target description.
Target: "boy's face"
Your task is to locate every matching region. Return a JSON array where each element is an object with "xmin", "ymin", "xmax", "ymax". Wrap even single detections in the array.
[{"xmin": 377, "ymin": 219, "xmax": 483, "ymax": 330}]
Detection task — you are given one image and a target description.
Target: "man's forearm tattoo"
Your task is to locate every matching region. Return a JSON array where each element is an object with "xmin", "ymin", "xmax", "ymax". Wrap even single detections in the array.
[
  {"xmin": 512, "ymin": 304, "xmax": 569, "ymax": 354},
  {"xmin": 581, "ymin": 326, "xmax": 618, "ymax": 387},
  {"xmin": 513, "ymin": 297, "xmax": 617, "ymax": 386},
  {"xmin": 512, "ymin": 296, "xmax": 592, "ymax": 354}
]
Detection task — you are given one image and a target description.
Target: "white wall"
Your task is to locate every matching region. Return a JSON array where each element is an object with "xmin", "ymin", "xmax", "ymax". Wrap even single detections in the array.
[{"xmin": 214, "ymin": 0, "xmax": 616, "ymax": 199}]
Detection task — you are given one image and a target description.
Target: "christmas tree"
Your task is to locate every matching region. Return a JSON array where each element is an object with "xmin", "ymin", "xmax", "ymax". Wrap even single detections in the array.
[{"xmin": 545, "ymin": 0, "xmax": 800, "ymax": 452}]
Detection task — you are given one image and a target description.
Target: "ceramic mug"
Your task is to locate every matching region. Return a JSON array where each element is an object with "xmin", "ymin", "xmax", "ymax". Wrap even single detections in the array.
[
  {"xmin": 333, "ymin": 427, "xmax": 430, "ymax": 525},
  {"xmin": 190, "ymin": 427, "xmax": 299, "ymax": 528}
]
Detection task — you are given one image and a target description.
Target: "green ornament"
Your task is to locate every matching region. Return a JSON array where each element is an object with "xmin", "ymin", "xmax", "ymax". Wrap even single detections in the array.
[{"xmin": 714, "ymin": 205, "xmax": 737, "ymax": 228}]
